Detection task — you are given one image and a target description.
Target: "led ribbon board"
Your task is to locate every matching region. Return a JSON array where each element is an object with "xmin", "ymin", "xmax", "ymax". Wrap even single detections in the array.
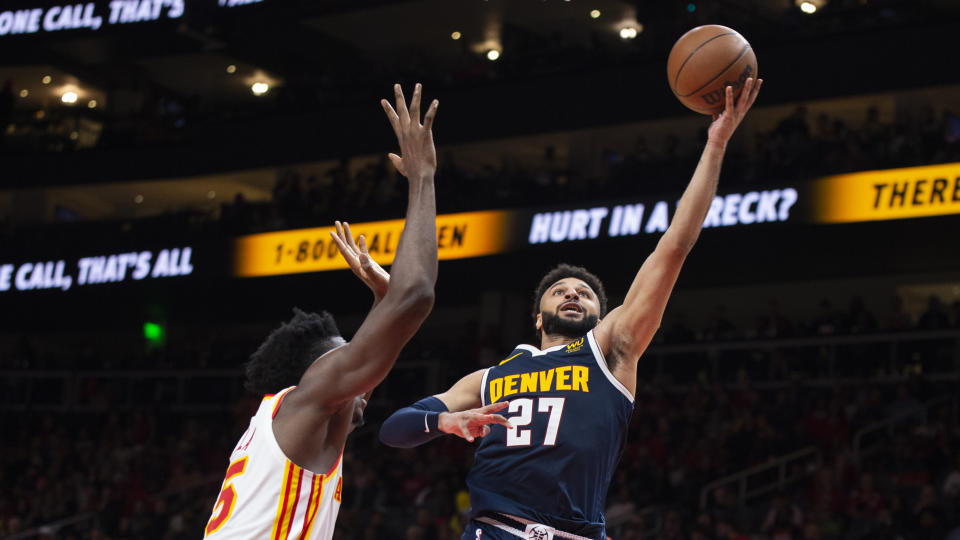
[
  {"xmin": 0, "ymin": 0, "xmax": 262, "ymax": 37},
  {"xmin": 0, "ymin": 247, "xmax": 194, "ymax": 293},
  {"xmin": 812, "ymin": 162, "xmax": 960, "ymax": 223},
  {"xmin": 234, "ymin": 210, "xmax": 517, "ymax": 277}
]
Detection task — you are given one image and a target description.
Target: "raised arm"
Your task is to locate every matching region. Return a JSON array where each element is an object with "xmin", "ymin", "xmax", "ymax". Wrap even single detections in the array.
[
  {"xmin": 289, "ymin": 83, "xmax": 439, "ymax": 411},
  {"xmin": 594, "ymin": 79, "xmax": 762, "ymax": 393}
]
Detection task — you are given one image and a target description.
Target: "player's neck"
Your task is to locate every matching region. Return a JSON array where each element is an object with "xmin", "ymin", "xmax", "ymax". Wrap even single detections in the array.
[{"xmin": 540, "ymin": 334, "xmax": 579, "ymax": 349}]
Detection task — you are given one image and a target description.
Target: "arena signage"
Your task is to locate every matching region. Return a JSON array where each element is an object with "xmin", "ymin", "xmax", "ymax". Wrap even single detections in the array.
[
  {"xmin": 0, "ymin": 0, "xmax": 261, "ymax": 37},
  {"xmin": 0, "ymin": 246, "xmax": 194, "ymax": 292},
  {"xmin": 812, "ymin": 162, "xmax": 960, "ymax": 223},
  {"xmin": 234, "ymin": 210, "xmax": 516, "ymax": 277},
  {"xmin": 526, "ymin": 188, "xmax": 799, "ymax": 244}
]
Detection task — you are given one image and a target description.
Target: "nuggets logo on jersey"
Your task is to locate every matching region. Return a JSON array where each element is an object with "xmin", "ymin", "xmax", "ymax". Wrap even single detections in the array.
[{"xmin": 467, "ymin": 330, "xmax": 634, "ymax": 540}]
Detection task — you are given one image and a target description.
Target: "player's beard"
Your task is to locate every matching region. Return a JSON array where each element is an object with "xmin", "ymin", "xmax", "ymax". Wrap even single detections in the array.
[{"xmin": 541, "ymin": 311, "xmax": 598, "ymax": 340}]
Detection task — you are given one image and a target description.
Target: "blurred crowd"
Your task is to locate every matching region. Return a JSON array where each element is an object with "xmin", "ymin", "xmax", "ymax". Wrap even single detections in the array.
[
  {"xmin": 2, "ymin": 289, "xmax": 960, "ymax": 540},
  {"xmin": 2, "ymin": 373, "xmax": 958, "ymax": 540},
  {"xmin": 219, "ymin": 104, "xmax": 960, "ymax": 234}
]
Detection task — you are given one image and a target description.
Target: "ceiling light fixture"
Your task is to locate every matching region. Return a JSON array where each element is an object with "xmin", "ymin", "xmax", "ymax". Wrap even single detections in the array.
[
  {"xmin": 61, "ymin": 91, "xmax": 78, "ymax": 104},
  {"xmin": 251, "ymin": 82, "xmax": 269, "ymax": 96}
]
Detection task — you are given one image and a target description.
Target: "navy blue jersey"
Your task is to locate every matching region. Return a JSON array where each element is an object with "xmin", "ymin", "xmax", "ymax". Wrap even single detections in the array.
[{"xmin": 466, "ymin": 330, "xmax": 634, "ymax": 539}]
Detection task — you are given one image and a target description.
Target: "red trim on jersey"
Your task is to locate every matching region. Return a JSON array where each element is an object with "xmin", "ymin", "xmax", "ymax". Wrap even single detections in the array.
[
  {"xmin": 272, "ymin": 463, "xmax": 297, "ymax": 540},
  {"xmin": 283, "ymin": 468, "xmax": 304, "ymax": 538},
  {"xmin": 323, "ymin": 447, "xmax": 344, "ymax": 477},
  {"xmin": 296, "ymin": 475, "xmax": 323, "ymax": 540},
  {"xmin": 272, "ymin": 387, "xmax": 296, "ymax": 419}
]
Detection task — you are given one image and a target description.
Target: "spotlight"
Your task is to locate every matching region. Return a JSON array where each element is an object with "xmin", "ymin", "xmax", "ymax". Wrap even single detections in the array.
[
  {"xmin": 134, "ymin": 194, "xmax": 144, "ymax": 204},
  {"xmin": 19, "ymin": 89, "xmax": 28, "ymax": 98},
  {"xmin": 207, "ymin": 190, "xmax": 217, "ymax": 200},
  {"xmin": 226, "ymin": 64, "xmax": 237, "ymax": 74},
  {"xmin": 69, "ymin": 131, "xmax": 79, "ymax": 141},
  {"xmin": 61, "ymin": 91, "xmax": 78, "ymax": 104},
  {"xmin": 486, "ymin": 49, "xmax": 500, "ymax": 61},
  {"xmin": 251, "ymin": 82, "xmax": 269, "ymax": 96},
  {"xmin": 87, "ymin": 100, "xmax": 97, "ymax": 109},
  {"xmin": 619, "ymin": 27, "xmax": 638, "ymax": 39},
  {"xmin": 795, "ymin": 0, "xmax": 827, "ymax": 13},
  {"xmin": 41, "ymin": 75, "xmax": 51, "ymax": 85},
  {"xmin": 451, "ymin": 31, "xmax": 462, "ymax": 40},
  {"xmin": 590, "ymin": 9, "xmax": 601, "ymax": 18}
]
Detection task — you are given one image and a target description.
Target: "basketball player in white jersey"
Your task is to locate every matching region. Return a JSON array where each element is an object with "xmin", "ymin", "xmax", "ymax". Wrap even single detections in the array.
[{"xmin": 204, "ymin": 83, "xmax": 440, "ymax": 540}]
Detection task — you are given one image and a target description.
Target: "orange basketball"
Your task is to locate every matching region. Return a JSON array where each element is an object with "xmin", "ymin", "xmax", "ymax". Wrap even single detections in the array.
[{"xmin": 666, "ymin": 25, "xmax": 757, "ymax": 115}]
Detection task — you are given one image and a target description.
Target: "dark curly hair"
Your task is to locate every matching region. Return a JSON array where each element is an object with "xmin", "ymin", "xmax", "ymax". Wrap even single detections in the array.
[
  {"xmin": 244, "ymin": 308, "xmax": 343, "ymax": 396},
  {"xmin": 531, "ymin": 263, "xmax": 608, "ymax": 338}
]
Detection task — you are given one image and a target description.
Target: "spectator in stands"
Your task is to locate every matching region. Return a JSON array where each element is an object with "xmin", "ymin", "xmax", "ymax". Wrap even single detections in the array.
[
  {"xmin": 761, "ymin": 492, "xmax": 804, "ymax": 540},
  {"xmin": 918, "ymin": 295, "xmax": 951, "ymax": 330}
]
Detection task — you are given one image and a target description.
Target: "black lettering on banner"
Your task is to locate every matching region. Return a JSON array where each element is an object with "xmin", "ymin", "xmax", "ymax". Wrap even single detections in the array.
[
  {"xmin": 367, "ymin": 233, "xmax": 383, "ymax": 254},
  {"xmin": 296, "ymin": 241, "xmax": 309, "ymax": 262},
  {"xmin": 912, "ymin": 179, "xmax": 927, "ymax": 206},
  {"xmin": 451, "ymin": 224, "xmax": 466, "ymax": 247},
  {"xmin": 327, "ymin": 240, "xmax": 339, "ymax": 259},
  {"xmin": 953, "ymin": 176, "xmax": 960, "ymax": 203},
  {"xmin": 931, "ymin": 178, "xmax": 947, "ymax": 204},
  {"xmin": 890, "ymin": 182, "xmax": 908, "ymax": 207},
  {"xmin": 872, "ymin": 184, "xmax": 887, "ymax": 209},
  {"xmin": 312, "ymin": 240, "xmax": 324, "ymax": 260},
  {"xmin": 437, "ymin": 225, "xmax": 450, "ymax": 249}
]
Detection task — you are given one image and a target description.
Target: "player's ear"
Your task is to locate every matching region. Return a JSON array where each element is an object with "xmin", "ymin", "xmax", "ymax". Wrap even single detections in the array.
[{"xmin": 535, "ymin": 313, "xmax": 542, "ymax": 332}]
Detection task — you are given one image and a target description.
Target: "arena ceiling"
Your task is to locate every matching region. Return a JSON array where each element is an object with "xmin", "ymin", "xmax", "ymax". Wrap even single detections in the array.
[{"xmin": 2, "ymin": 0, "xmax": 957, "ymax": 116}]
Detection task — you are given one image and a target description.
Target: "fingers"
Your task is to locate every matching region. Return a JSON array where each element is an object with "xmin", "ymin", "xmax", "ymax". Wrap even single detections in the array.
[
  {"xmin": 724, "ymin": 83, "xmax": 735, "ymax": 115},
  {"xmin": 479, "ymin": 401, "xmax": 509, "ymax": 414},
  {"xmin": 735, "ymin": 77, "xmax": 755, "ymax": 111},
  {"xmin": 388, "ymin": 153, "xmax": 406, "ymax": 177},
  {"xmin": 422, "ymin": 99, "xmax": 439, "ymax": 132},
  {"xmin": 329, "ymin": 230, "xmax": 352, "ymax": 261},
  {"xmin": 342, "ymin": 221, "xmax": 357, "ymax": 250},
  {"xmin": 745, "ymin": 78, "xmax": 763, "ymax": 110},
  {"xmin": 394, "ymin": 84, "xmax": 410, "ymax": 129},
  {"xmin": 358, "ymin": 234, "xmax": 369, "ymax": 255},
  {"xmin": 381, "ymin": 99, "xmax": 401, "ymax": 139},
  {"xmin": 484, "ymin": 414, "xmax": 513, "ymax": 428},
  {"xmin": 409, "ymin": 83, "xmax": 421, "ymax": 125}
]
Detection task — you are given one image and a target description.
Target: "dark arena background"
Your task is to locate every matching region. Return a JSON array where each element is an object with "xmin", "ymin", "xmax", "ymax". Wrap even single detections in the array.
[{"xmin": 2, "ymin": 1, "xmax": 960, "ymax": 539}]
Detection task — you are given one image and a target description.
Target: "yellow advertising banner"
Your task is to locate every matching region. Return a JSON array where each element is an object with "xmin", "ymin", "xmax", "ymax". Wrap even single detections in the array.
[
  {"xmin": 234, "ymin": 210, "xmax": 515, "ymax": 277},
  {"xmin": 812, "ymin": 162, "xmax": 960, "ymax": 223}
]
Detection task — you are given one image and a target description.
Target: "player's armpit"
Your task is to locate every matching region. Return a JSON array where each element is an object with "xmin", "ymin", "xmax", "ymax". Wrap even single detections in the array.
[{"xmin": 434, "ymin": 368, "xmax": 486, "ymax": 412}]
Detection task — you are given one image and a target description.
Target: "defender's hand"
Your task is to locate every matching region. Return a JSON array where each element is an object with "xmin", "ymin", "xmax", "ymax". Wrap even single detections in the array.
[
  {"xmin": 707, "ymin": 77, "xmax": 763, "ymax": 148},
  {"xmin": 438, "ymin": 402, "xmax": 512, "ymax": 443},
  {"xmin": 381, "ymin": 83, "xmax": 439, "ymax": 181},
  {"xmin": 330, "ymin": 220, "xmax": 390, "ymax": 300}
]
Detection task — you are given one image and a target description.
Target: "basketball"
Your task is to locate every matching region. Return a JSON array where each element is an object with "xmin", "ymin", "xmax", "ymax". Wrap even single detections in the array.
[{"xmin": 666, "ymin": 25, "xmax": 758, "ymax": 115}]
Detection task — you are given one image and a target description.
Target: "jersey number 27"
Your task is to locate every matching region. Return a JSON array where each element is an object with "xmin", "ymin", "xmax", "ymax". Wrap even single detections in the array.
[{"xmin": 505, "ymin": 397, "xmax": 565, "ymax": 447}]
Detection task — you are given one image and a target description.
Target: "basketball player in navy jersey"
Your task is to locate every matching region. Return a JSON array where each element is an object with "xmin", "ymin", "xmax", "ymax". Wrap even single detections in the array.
[{"xmin": 380, "ymin": 79, "xmax": 762, "ymax": 540}]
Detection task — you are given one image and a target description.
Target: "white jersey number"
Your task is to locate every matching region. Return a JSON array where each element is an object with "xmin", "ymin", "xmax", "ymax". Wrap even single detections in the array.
[{"xmin": 505, "ymin": 397, "xmax": 566, "ymax": 447}]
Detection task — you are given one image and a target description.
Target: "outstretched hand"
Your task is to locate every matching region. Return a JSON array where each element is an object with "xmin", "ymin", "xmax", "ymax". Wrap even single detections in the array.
[
  {"xmin": 330, "ymin": 220, "xmax": 390, "ymax": 300},
  {"xmin": 438, "ymin": 401, "xmax": 513, "ymax": 443},
  {"xmin": 707, "ymin": 77, "xmax": 763, "ymax": 147},
  {"xmin": 381, "ymin": 83, "xmax": 439, "ymax": 181}
]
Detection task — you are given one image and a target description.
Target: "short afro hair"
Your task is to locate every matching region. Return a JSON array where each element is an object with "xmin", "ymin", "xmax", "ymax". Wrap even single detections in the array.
[
  {"xmin": 531, "ymin": 263, "xmax": 608, "ymax": 325},
  {"xmin": 244, "ymin": 308, "xmax": 342, "ymax": 396}
]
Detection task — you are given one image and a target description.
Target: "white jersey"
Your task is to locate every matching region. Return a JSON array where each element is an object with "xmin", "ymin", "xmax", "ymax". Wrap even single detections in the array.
[{"xmin": 205, "ymin": 387, "xmax": 344, "ymax": 540}]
